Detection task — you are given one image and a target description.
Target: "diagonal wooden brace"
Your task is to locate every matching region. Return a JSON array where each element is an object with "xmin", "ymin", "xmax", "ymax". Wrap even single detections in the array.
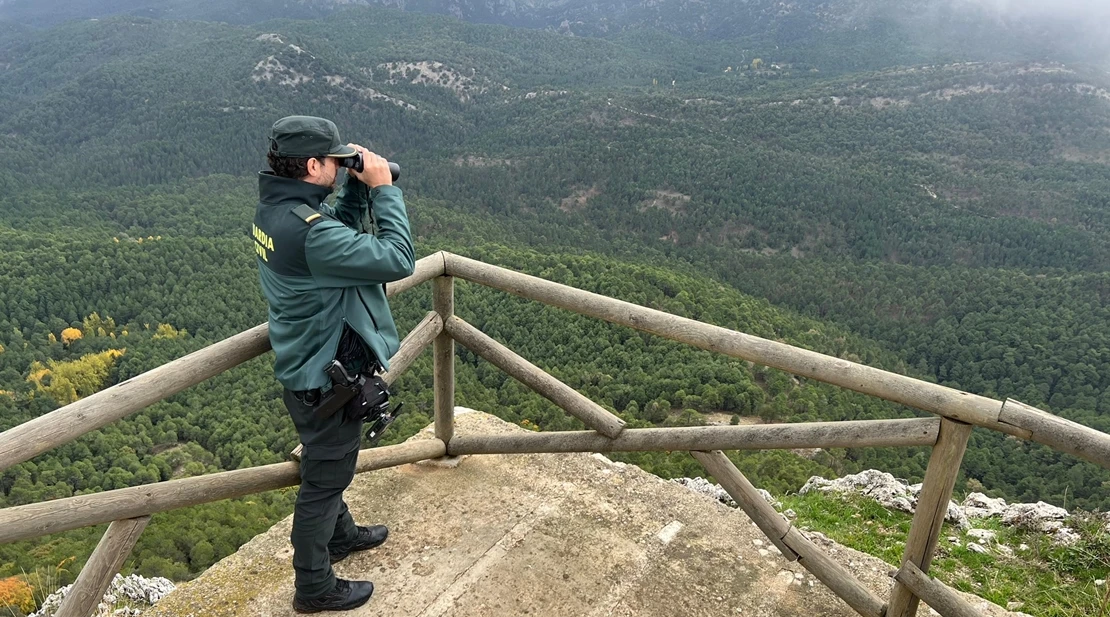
[
  {"xmin": 692, "ymin": 450, "xmax": 886, "ymax": 617},
  {"xmin": 445, "ymin": 315, "xmax": 626, "ymax": 439},
  {"xmin": 55, "ymin": 516, "xmax": 151, "ymax": 617}
]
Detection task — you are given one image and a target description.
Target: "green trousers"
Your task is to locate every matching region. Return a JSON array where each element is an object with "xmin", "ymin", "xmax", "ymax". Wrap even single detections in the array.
[{"xmin": 284, "ymin": 389, "xmax": 362, "ymax": 599}]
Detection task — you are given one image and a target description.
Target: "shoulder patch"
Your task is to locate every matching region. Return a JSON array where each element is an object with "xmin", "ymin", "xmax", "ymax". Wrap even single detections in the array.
[{"xmin": 293, "ymin": 204, "xmax": 325, "ymax": 226}]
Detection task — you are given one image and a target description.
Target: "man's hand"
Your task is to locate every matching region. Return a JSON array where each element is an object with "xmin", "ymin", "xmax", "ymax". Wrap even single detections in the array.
[{"xmin": 348, "ymin": 144, "xmax": 393, "ymax": 189}]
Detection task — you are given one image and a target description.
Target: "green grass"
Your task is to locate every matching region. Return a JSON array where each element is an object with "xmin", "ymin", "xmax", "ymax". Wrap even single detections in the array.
[{"xmin": 780, "ymin": 493, "xmax": 1110, "ymax": 617}]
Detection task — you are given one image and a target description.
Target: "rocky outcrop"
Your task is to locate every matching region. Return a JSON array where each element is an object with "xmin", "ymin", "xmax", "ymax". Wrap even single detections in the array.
[
  {"xmin": 30, "ymin": 574, "xmax": 174, "ymax": 617},
  {"xmin": 797, "ymin": 472, "xmax": 1083, "ymax": 546},
  {"xmin": 800, "ymin": 469, "xmax": 971, "ymax": 528},
  {"xmin": 143, "ymin": 412, "xmax": 1023, "ymax": 617}
]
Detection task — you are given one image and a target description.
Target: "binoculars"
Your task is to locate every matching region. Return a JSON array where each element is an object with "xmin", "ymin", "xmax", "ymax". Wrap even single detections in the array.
[{"xmin": 339, "ymin": 154, "xmax": 401, "ymax": 182}]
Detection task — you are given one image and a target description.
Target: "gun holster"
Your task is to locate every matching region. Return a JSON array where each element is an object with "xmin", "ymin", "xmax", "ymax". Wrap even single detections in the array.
[
  {"xmin": 315, "ymin": 360, "xmax": 391, "ymax": 422},
  {"xmin": 315, "ymin": 359, "xmax": 404, "ymax": 445}
]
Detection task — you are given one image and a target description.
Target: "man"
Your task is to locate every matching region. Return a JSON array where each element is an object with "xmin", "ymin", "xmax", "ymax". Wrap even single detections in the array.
[{"xmin": 253, "ymin": 115, "xmax": 415, "ymax": 613}]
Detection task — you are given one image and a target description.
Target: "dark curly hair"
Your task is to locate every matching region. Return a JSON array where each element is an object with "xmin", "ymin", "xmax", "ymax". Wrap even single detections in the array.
[{"xmin": 267, "ymin": 151, "xmax": 325, "ymax": 179}]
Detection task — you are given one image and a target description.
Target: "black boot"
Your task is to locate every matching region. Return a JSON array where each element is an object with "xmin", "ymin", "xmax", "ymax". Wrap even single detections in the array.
[
  {"xmin": 329, "ymin": 525, "xmax": 389, "ymax": 564},
  {"xmin": 293, "ymin": 578, "xmax": 374, "ymax": 613}
]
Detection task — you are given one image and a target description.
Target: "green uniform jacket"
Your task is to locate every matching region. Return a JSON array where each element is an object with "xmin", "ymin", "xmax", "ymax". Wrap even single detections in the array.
[{"xmin": 254, "ymin": 172, "xmax": 415, "ymax": 394}]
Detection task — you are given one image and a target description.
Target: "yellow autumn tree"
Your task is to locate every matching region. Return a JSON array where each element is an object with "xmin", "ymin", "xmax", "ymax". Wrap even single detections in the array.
[
  {"xmin": 82, "ymin": 313, "xmax": 116, "ymax": 337},
  {"xmin": 0, "ymin": 576, "xmax": 35, "ymax": 614},
  {"xmin": 153, "ymin": 323, "xmax": 187, "ymax": 340},
  {"xmin": 26, "ymin": 349, "xmax": 126, "ymax": 405},
  {"xmin": 61, "ymin": 327, "xmax": 83, "ymax": 345},
  {"xmin": 751, "ymin": 58, "xmax": 764, "ymax": 70}
]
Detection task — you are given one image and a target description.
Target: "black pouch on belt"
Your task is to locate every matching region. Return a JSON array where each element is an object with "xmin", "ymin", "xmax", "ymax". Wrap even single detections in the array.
[{"xmin": 350, "ymin": 374, "xmax": 391, "ymax": 423}]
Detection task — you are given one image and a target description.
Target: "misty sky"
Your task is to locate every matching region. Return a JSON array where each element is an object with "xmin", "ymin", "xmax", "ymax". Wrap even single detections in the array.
[{"xmin": 957, "ymin": 0, "xmax": 1110, "ymax": 19}]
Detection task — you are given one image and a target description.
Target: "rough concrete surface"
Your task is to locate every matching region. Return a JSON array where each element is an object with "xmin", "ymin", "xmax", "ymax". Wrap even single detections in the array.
[{"xmin": 146, "ymin": 412, "xmax": 1021, "ymax": 617}]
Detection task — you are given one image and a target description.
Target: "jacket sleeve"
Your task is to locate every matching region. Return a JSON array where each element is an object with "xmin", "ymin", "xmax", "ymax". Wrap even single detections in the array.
[
  {"xmin": 304, "ymin": 185, "xmax": 415, "ymax": 287},
  {"xmin": 317, "ymin": 174, "xmax": 369, "ymax": 230}
]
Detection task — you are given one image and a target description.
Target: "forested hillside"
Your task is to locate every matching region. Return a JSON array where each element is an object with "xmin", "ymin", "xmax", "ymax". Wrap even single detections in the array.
[{"xmin": 0, "ymin": 2, "xmax": 1108, "ymax": 607}]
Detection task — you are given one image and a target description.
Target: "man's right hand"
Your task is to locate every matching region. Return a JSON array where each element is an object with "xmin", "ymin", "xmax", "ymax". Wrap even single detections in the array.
[{"xmin": 348, "ymin": 144, "xmax": 393, "ymax": 189}]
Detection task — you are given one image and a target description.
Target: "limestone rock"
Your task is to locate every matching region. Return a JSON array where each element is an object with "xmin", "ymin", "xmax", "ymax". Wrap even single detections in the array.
[
  {"xmin": 800, "ymin": 471, "xmax": 1082, "ymax": 545},
  {"xmin": 1000, "ymin": 502, "xmax": 1069, "ymax": 533},
  {"xmin": 967, "ymin": 542, "xmax": 990, "ymax": 555},
  {"xmin": 671, "ymin": 476, "xmax": 782, "ymax": 509},
  {"xmin": 30, "ymin": 574, "xmax": 174, "ymax": 617},
  {"xmin": 800, "ymin": 470, "xmax": 968, "ymax": 528},
  {"xmin": 1050, "ymin": 527, "xmax": 1081, "ymax": 545},
  {"xmin": 963, "ymin": 492, "xmax": 1008, "ymax": 518}
]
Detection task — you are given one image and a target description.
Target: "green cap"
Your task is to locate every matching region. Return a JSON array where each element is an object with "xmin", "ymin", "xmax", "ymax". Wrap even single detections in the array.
[{"xmin": 268, "ymin": 115, "xmax": 357, "ymax": 159}]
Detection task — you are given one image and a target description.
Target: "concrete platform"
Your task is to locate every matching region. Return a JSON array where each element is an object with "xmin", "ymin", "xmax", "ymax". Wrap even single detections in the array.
[{"xmin": 146, "ymin": 411, "xmax": 1018, "ymax": 617}]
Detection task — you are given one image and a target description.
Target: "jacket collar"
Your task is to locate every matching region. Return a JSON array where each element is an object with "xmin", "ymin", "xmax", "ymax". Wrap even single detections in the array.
[{"xmin": 258, "ymin": 171, "xmax": 332, "ymax": 209}]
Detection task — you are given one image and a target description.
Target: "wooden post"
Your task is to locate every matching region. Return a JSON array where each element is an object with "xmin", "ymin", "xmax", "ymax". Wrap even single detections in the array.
[
  {"xmin": 434, "ymin": 275, "xmax": 455, "ymax": 448},
  {"xmin": 445, "ymin": 316, "xmax": 626, "ymax": 439},
  {"xmin": 893, "ymin": 562, "xmax": 986, "ymax": 617},
  {"xmin": 449, "ymin": 418, "xmax": 938, "ymax": 455},
  {"xmin": 0, "ymin": 439, "xmax": 446, "ymax": 544},
  {"xmin": 442, "ymin": 253, "xmax": 1020, "ymax": 437},
  {"xmin": 55, "ymin": 516, "xmax": 151, "ymax": 617},
  {"xmin": 887, "ymin": 419, "xmax": 973, "ymax": 617}
]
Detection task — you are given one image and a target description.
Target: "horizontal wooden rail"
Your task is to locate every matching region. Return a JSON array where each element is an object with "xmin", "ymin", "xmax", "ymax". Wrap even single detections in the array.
[
  {"xmin": 0, "ymin": 253, "xmax": 444, "ymax": 474},
  {"xmin": 442, "ymin": 254, "xmax": 1110, "ymax": 470},
  {"xmin": 445, "ymin": 315, "xmax": 626, "ymax": 439},
  {"xmin": 998, "ymin": 399, "xmax": 1110, "ymax": 469},
  {"xmin": 0, "ymin": 438, "xmax": 446, "ymax": 545},
  {"xmin": 444, "ymin": 254, "xmax": 1012, "ymax": 433},
  {"xmin": 449, "ymin": 418, "xmax": 939, "ymax": 455},
  {"xmin": 0, "ymin": 324, "xmax": 271, "ymax": 474},
  {"xmin": 381, "ymin": 311, "xmax": 443, "ymax": 384},
  {"xmin": 386, "ymin": 251, "xmax": 447, "ymax": 297},
  {"xmin": 893, "ymin": 562, "xmax": 984, "ymax": 617}
]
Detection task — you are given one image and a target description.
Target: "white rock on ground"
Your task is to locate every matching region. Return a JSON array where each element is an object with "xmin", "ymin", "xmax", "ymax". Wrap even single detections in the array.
[
  {"xmin": 967, "ymin": 529, "xmax": 997, "ymax": 544},
  {"xmin": 967, "ymin": 542, "xmax": 990, "ymax": 555},
  {"xmin": 1000, "ymin": 502, "xmax": 1069, "ymax": 532},
  {"xmin": 30, "ymin": 574, "xmax": 174, "ymax": 617},
  {"xmin": 963, "ymin": 492, "xmax": 1008, "ymax": 518},
  {"xmin": 799, "ymin": 470, "xmax": 970, "ymax": 528},
  {"xmin": 793, "ymin": 470, "xmax": 1083, "ymax": 545}
]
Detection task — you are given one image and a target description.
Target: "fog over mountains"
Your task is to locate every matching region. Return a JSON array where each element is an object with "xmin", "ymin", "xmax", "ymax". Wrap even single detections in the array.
[{"xmin": 1, "ymin": 0, "xmax": 1108, "ymax": 70}]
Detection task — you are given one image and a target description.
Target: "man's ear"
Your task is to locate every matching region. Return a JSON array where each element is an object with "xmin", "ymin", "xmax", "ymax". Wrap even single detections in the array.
[{"xmin": 304, "ymin": 157, "xmax": 323, "ymax": 180}]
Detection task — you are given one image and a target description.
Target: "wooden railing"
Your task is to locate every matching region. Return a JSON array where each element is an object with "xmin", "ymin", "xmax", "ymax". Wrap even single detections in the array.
[{"xmin": 2, "ymin": 251, "xmax": 1108, "ymax": 617}]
